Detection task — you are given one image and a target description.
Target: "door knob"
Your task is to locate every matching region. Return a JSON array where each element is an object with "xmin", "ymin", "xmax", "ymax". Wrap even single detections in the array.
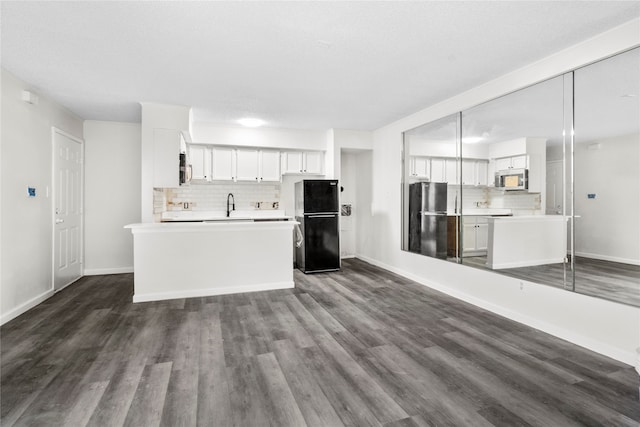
[{"xmin": 55, "ymin": 218, "xmax": 64, "ymax": 224}]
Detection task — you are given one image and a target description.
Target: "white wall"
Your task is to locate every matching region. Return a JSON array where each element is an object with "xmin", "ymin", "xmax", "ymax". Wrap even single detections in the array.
[
  {"xmin": 193, "ymin": 123, "xmax": 328, "ymax": 151},
  {"xmin": 362, "ymin": 19, "xmax": 640, "ymax": 366},
  {"xmin": 355, "ymin": 151, "xmax": 374, "ymax": 257},
  {"xmin": 1, "ymin": 69, "xmax": 83, "ymax": 324},
  {"xmin": 575, "ymin": 133, "xmax": 640, "ymax": 264},
  {"xmin": 84, "ymin": 121, "xmax": 141, "ymax": 275}
]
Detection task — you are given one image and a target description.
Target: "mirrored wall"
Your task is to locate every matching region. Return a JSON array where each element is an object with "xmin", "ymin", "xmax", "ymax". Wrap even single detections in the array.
[{"xmin": 402, "ymin": 47, "xmax": 640, "ymax": 307}]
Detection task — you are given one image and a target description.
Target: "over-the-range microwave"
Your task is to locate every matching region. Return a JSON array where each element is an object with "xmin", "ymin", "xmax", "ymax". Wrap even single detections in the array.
[{"xmin": 495, "ymin": 168, "xmax": 528, "ymax": 191}]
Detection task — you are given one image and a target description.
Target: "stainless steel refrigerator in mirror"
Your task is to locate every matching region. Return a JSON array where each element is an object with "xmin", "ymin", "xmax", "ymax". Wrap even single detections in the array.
[
  {"xmin": 295, "ymin": 179, "xmax": 340, "ymax": 273},
  {"xmin": 409, "ymin": 182, "xmax": 448, "ymax": 259}
]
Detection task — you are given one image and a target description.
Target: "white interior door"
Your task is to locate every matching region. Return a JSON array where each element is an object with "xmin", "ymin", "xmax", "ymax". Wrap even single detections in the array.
[
  {"xmin": 546, "ymin": 160, "xmax": 563, "ymax": 215},
  {"xmin": 53, "ymin": 129, "xmax": 83, "ymax": 291}
]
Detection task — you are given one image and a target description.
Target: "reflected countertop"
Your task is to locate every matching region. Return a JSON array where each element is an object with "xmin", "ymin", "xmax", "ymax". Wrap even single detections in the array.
[{"xmin": 446, "ymin": 208, "xmax": 513, "ymax": 217}]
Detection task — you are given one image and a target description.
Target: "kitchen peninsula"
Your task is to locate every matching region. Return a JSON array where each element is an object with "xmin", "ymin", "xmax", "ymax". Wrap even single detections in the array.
[
  {"xmin": 486, "ymin": 215, "xmax": 567, "ymax": 269},
  {"xmin": 125, "ymin": 217, "xmax": 297, "ymax": 303}
]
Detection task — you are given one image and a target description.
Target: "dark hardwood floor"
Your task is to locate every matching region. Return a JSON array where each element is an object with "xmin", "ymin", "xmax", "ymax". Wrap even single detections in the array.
[
  {"xmin": 1, "ymin": 258, "xmax": 638, "ymax": 426},
  {"xmin": 462, "ymin": 256, "xmax": 640, "ymax": 307}
]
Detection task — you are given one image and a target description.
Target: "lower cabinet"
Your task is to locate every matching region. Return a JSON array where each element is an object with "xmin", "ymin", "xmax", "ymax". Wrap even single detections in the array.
[{"xmin": 462, "ymin": 216, "xmax": 488, "ymax": 256}]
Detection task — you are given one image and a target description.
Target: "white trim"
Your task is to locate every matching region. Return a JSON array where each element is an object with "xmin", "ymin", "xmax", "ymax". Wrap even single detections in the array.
[
  {"xmin": 575, "ymin": 251, "xmax": 640, "ymax": 266},
  {"xmin": 84, "ymin": 267, "xmax": 134, "ymax": 276},
  {"xmin": 133, "ymin": 281, "xmax": 294, "ymax": 303},
  {"xmin": 355, "ymin": 254, "xmax": 637, "ymax": 366},
  {"xmin": 1, "ymin": 289, "xmax": 54, "ymax": 325},
  {"xmin": 54, "ymin": 276, "xmax": 82, "ymax": 294},
  {"xmin": 341, "ymin": 255, "xmax": 356, "ymax": 259}
]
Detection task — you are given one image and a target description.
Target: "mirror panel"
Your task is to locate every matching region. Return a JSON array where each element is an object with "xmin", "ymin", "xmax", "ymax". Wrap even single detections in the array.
[
  {"xmin": 573, "ymin": 48, "xmax": 640, "ymax": 306},
  {"xmin": 459, "ymin": 76, "xmax": 570, "ymax": 290},
  {"xmin": 400, "ymin": 48, "xmax": 639, "ymax": 307},
  {"xmin": 402, "ymin": 114, "xmax": 461, "ymax": 262}
]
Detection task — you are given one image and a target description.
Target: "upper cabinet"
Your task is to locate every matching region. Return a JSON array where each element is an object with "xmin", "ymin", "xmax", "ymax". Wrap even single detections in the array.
[
  {"xmin": 189, "ymin": 144, "xmax": 212, "ymax": 181},
  {"xmin": 233, "ymin": 149, "xmax": 282, "ymax": 182},
  {"xmin": 260, "ymin": 150, "xmax": 281, "ymax": 182},
  {"xmin": 410, "ymin": 157, "xmax": 430, "ymax": 178},
  {"xmin": 303, "ymin": 151, "xmax": 323, "ymax": 174},
  {"xmin": 409, "ymin": 156, "xmax": 489, "ymax": 187},
  {"xmin": 281, "ymin": 151, "xmax": 324, "ymax": 175},
  {"xmin": 461, "ymin": 159, "xmax": 489, "ymax": 186},
  {"xmin": 494, "ymin": 154, "xmax": 528, "ymax": 171},
  {"xmin": 153, "ymin": 128, "xmax": 182, "ymax": 188},
  {"xmin": 181, "ymin": 144, "xmax": 302, "ymax": 183},
  {"xmin": 211, "ymin": 147, "xmax": 235, "ymax": 181},
  {"xmin": 235, "ymin": 149, "xmax": 260, "ymax": 181}
]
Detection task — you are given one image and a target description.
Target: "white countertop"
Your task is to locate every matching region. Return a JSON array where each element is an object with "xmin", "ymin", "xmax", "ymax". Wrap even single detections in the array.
[
  {"xmin": 447, "ymin": 208, "xmax": 513, "ymax": 216},
  {"xmin": 160, "ymin": 209, "xmax": 292, "ymax": 222},
  {"xmin": 126, "ymin": 219, "xmax": 298, "ymax": 233},
  {"xmin": 487, "ymin": 214, "xmax": 568, "ymax": 221}
]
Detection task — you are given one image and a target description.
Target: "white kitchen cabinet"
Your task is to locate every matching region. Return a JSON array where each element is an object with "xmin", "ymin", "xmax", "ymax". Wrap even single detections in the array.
[
  {"xmin": 153, "ymin": 128, "xmax": 181, "ymax": 188},
  {"xmin": 281, "ymin": 151, "xmax": 304, "ymax": 174},
  {"xmin": 461, "ymin": 160, "xmax": 475, "ymax": 185},
  {"xmin": 410, "ymin": 156, "xmax": 430, "ymax": 178},
  {"xmin": 189, "ymin": 145, "xmax": 212, "ymax": 181},
  {"xmin": 260, "ymin": 150, "xmax": 281, "ymax": 182},
  {"xmin": 462, "ymin": 215, "xmax": 488, "ymax": 255},
  {"xmin": 511, "ymin": 155, "xmax": 528, "ymax": 169},
  {"xmin": 495, "ymin": 154, "xmax": 528, "ymax": 171},
  {"xmin": 304, "ymin": 151, "xmax": 323, "ymax": 174},
  {"xmin": 461, "ymin": 159, "xmax": 489, "ymax": 186},
  {"xmin": 281, "ymin": 151, "xmax": 324, "ymax": 175},
  {"xmin": 235, "ymin": 149, "xmax": 260, "ymax": 181},
  {"xmin": 445, "ymin": 158, "xmax": 459, "ymax": 185},
  {"xmin": 476, "ymin": 161, "xmax": 489, "ymax": 186},
  {"xmin": 430, "ymin": 158, "xmax": 446, "ymax": 182},
  {"xmin": 211, "ymin": 147, "xmax": 235, "ymax": 181}
]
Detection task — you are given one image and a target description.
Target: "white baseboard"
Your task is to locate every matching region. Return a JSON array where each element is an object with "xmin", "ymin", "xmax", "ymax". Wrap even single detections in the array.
[
  {"xmin": 341, "ymin": 255, "xmax": 356, "ymax": 259},
  {"xmin": 84, "ymin": 267, "xmax": 134, "ymax": 276},
  {"xmin": 354, "ymin": 254, "xmax": 638, "ymax": 368},
  {"xmin": 133, "ymin": 281, "xmax": 294, "ymax": 303},
  {"xmin": 489, "ymin": 257, "xmax": 564, "ymax": 269},
  {"xmin": 1, "ymin": 289, "xmax": 54, "ymax": 325},
  {"xmin": 575, "ymin": 252, "xmax": 640, "ymax": 266}
]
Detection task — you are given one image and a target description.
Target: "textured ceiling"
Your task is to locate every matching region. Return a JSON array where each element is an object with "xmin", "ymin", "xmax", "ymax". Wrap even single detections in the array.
[{"xmin": 1, "ymin": 1, "xmax": 639, "ymax": 131}]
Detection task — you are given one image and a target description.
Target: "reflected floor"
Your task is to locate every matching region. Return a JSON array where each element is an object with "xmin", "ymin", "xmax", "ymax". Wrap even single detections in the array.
[{"xmin": 460, "ymin": 256, "xmax": 640, "ymax": 307}]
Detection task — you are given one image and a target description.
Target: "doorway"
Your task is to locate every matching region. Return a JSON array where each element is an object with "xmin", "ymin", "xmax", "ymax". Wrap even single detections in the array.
[
  {"xmin": 339, "ymin": 149, "xmax": 372, "ymax": 259},
  {"xmin": 52, "ymin": 128, "xmax": 83, "ymax": 291}
]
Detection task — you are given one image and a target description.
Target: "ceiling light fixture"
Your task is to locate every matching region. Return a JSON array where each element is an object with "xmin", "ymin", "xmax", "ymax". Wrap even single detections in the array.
[{"xmin": 238, "ymin": 118, "xmax": 265, "ymax": 128}]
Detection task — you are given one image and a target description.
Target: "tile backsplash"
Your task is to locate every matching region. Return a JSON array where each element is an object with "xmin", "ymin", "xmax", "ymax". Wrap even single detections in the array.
[
  {"xmin": 154, "ymin": 182, "xmax": 281, "ymax": 214},
  {"xmin": 447, "ymin": 185, "xmax": 541, "ymax": 213}
]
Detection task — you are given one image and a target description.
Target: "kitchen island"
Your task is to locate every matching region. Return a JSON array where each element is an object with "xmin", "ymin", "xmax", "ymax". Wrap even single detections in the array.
[
  {"xmin": 486, "ymin": 215, "xmax": 567, "ymax": 269},
  {"xmin": 125, "ymin": 219, "xmax": 298, "ymax": 303}
]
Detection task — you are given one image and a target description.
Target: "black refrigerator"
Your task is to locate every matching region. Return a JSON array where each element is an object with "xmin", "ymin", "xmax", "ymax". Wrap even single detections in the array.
[
  {"xmin": 295, "ymin": 179, "xmax": 340, "ymax": 273},
  {"xmin": 409, "ymin": 182, "xmax": 448, "ymax": 259}
]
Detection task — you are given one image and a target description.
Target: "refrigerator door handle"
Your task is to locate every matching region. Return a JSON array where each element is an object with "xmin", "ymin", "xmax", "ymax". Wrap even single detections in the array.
[
  {"xmin": 421, "ymin": 211, "xmax": 448, "ymax": 216},
  {"xmin": 307, "ymin": 214, "xmax": 337, "ymax": 218}
]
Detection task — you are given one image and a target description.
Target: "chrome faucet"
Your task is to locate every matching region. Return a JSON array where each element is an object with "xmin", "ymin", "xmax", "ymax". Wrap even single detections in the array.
[{"xmin": 226, "ymin": 193, "xmax": 235, "ymax": 217}]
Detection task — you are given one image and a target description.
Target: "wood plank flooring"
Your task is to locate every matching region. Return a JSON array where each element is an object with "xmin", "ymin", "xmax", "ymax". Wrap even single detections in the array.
[
  {"xmin": 1, "ymin": 258, "xmax": 638, "ymax": 426},
  {"xmin": 462, "ymin": 256, "xmax": 640, "ymax": 307}
]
